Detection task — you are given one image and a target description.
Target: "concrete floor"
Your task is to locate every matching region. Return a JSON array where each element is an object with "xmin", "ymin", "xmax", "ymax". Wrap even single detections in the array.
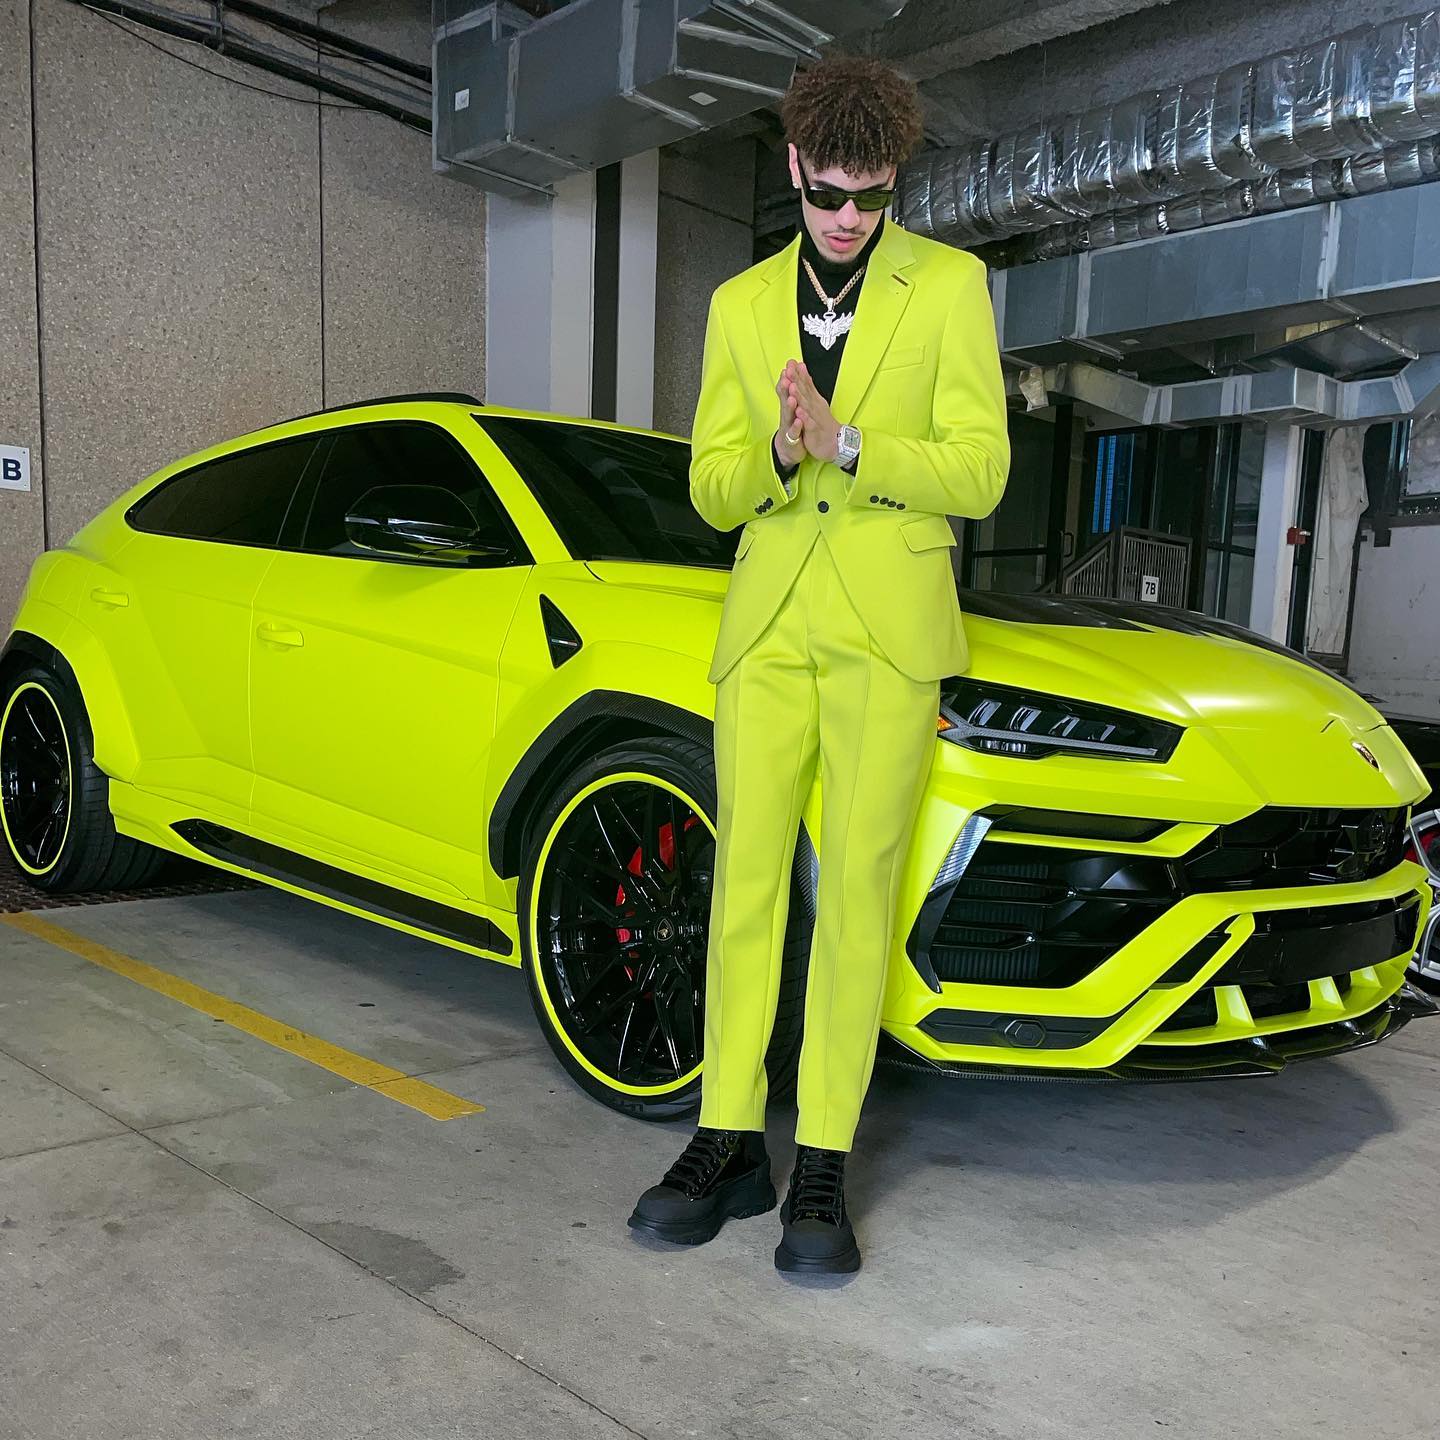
[{"xmin": 1, "ymin": 887, "xmax": 1435, "ymax": 1440}]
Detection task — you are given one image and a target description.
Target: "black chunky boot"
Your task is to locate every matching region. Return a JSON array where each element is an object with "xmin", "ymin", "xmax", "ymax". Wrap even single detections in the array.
[
  {"xmin": 628, "ymin": 1126, "xmax": 775, "ymax": 1245},
  {"xmin": 774, "ymin": 1144, "xmax": 861, "ymax": 1274}
]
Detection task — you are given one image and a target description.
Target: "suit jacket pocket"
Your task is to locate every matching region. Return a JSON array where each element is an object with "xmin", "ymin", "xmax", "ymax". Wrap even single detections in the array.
[
  {"xmin": 734, "ymin": 525, "xmax": 758, "ymax": 561},
  {"xmin": 879, "ymin": 343, "xmax": 926, "ymax": 371},
  {"xmin": 899, "ymin": 515, "xmax": 958, "ymax": 551}
]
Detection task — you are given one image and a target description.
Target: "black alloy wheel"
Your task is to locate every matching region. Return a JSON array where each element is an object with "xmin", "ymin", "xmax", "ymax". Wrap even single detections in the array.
[
  {"xmin": 518, "ymin": 734, "xmax": 811, "ymax": 1119},
  {"xmin": 0, "ymin": 661, "xmax": 167, "ymax": 894},
  {"xmin": 541, "ymin": 775, "xmax": 709, "ymax": 1087},
  {"xmin": 1, "ymin": 682, "xmax": 72, "ymax": 875}
]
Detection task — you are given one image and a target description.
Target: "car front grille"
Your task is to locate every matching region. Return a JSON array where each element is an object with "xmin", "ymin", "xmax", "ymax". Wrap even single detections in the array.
[
  {"xmin": 919, "ymin": 807, "xmax": 1410, "ymax": 989},
  {"xmin": 1152, "ymin": 895, "xmax": 1417, "ymax": 1032},
  {"xmin": 926, "ymin": 845, "xmax": 1166, "ymax": 987},
  {"xmin": 1176, "ymin": 806, "xmax": 1407, "ymax": 889}
]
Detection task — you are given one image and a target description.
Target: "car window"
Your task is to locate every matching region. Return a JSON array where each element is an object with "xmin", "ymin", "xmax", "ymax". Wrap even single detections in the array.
[
  {"xmin": 126, "ymin": 436, "xmax": 320, "ymax": 547},
  {"xmin": 297, "ymin": 421, "xmax": 519, "ymax": 560},
  {"xmin": 477, "ymin": 416, "xmax": 740, "ymax": 568}
]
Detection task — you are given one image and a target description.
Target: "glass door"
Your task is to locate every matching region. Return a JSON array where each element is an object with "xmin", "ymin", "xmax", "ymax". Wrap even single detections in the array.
[
  {"xmin": 961, "ymin": 409, "xmax": 1072, "ymax": 592},
  {"xmin": 1201, "ymin": 423, "xmax": 1264, "ymax": 623}
]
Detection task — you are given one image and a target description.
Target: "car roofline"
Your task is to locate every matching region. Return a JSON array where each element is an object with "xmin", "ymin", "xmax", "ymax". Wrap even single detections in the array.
[
  {"xmin": 276, "ymin": 391, "xmax": 484, "ymax": 426},
  {"xmin": 240, "ymin": 397, "xmax": 687, "ymax": 447}
]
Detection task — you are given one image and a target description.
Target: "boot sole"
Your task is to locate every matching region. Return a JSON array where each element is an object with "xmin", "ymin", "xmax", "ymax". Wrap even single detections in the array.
[
  {"xmin": 627, "ymin": 1167, "xmax": 777, "ymax": 1246},
  {"xmin": 774, "ymin": 1238, "xmax": 862, "ymax": 1274}
]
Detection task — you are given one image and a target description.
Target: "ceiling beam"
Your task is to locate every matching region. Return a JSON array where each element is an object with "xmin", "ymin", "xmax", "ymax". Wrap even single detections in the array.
[{"xmin": 875, "ymin": 0, "xmax": 1181, "ymax": 83}]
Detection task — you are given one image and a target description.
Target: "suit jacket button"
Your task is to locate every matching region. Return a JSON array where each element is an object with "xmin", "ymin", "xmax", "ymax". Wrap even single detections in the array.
[
  {"xmin": 897, "ymin": 502, "xmax": 906, "ymax": 509},
  {"xmin": 817, "ymin": 500, "xmax": 829, "ymax": 512},
  {"xmin": 870, "ymin": 494, "xmax": 879, "ymax": 504}
]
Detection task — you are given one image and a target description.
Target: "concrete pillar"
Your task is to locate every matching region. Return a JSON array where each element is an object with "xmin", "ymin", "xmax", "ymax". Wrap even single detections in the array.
[
  {"xmin": 615, "ymin": 150, "xmax": 659, "ymax": 430},
  {"xmin": 483, "ymin": 152, "xmax": 658, "ymax": 423},
  {"xmin": 548, "ymin": 170, "xmax": 597, "ymax": 417},
  {"xmin": 1248, "ymin": 422, "xmax": 1303, "ymax": 641}
]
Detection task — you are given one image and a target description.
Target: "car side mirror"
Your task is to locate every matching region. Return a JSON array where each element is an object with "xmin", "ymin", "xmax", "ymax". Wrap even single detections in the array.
[{"xmin": 344, "ymin": 485, "xmax": 511, "ymax": 564}]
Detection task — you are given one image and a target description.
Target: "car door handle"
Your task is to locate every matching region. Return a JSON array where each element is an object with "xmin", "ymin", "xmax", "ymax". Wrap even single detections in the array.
[
  {"xmin": 90, "ymin": 587, "xmax": 129, "ymax": 609},
  {"xmin": 256, "ymin": 621, "xmax": 304, "ymax": 649}
]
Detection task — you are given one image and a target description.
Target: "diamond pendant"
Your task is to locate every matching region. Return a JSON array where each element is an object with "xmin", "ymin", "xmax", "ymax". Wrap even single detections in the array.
[{"xmin": 802, "ymin": 308, "xmax": 853, "ymax": 351}]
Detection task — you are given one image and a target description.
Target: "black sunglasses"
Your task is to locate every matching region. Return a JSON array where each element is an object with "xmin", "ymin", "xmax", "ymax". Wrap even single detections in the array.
[{"xmin": 797, "ymin": 163, "xmax": 896, "ymax": 213}]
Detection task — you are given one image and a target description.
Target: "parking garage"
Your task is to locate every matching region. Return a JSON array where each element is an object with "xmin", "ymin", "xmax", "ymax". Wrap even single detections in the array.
[{"xmin": 2, "ymin": 3, "xmax": 1438, "ymax": 1438}]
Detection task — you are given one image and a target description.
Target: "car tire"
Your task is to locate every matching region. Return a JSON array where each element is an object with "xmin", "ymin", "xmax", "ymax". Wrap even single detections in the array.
[
  {"xmin": 516, "ymin": 733, "xmax": 812, "ymax": 1121},
  {"xmin": 0, "ymin": 662, "xmax": 168, "ymax": 894}
]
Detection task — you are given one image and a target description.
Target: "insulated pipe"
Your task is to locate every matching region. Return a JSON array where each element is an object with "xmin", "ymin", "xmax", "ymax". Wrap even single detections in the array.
[{"xmin": 900, "ymin": 8, "xmax": 1440, "ymax": 260}]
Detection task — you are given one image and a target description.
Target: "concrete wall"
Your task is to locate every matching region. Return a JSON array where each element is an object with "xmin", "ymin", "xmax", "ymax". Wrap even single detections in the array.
[
  {"xmin": 652, "ymin": 140, "xmax": 756, "ymax": 438},
  {"xmin": 318, "ymin": 0, "xmax": 485, "ymax": 409},
  {"xmin": 1347, "ymin": 524, "xmax": 1440, "ymax": 714},
  {"xmin": 0, "ymin": 0, "xmax": 46, "ymax": 624},
  {"xmin": 1, "ymin": 0, "xmax": 484, "ymax": 627}
]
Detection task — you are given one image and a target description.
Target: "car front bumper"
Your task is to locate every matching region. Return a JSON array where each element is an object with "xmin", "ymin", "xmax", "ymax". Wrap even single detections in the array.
[
  {"xmin": 879, "ymin": 762, "xmax": 1436, "ymax": 1079},
  {"xmin": 882, "ymin": 981, "xmax": 1438, "ymax": 1082}
]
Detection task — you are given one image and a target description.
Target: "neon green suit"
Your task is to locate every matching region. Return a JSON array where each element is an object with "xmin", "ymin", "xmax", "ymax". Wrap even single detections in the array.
[{"xmin": 688, "ymin": 220, "xmax": 1012, "ymax": 1150}]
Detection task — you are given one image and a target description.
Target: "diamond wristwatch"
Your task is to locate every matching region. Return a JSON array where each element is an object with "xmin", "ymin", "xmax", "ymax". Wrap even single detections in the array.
[{"xmin": 836, "ymin": 424, "xmax": 862, "ymax": 467}]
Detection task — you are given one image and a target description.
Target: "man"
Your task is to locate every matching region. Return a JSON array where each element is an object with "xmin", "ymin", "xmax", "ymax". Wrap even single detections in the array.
[{"xmin": 628, "ymin": 56, "xmax": 1010, "ymax": 1273}]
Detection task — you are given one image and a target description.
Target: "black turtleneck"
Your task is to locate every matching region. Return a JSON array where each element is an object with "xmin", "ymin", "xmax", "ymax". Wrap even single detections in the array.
[
  {"xmin": 773, "ymin": 216, "xmax": 885, "ymax": 483},
  {"xmin": 797, "ymin": 214, "xmax": 885, "ymax": 405}
]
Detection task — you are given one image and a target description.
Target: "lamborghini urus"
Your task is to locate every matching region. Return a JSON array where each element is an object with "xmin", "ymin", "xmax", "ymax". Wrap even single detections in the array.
[{"xmin": 2, "ymin": 394, "xmax": 1434, "ymax": 1118}]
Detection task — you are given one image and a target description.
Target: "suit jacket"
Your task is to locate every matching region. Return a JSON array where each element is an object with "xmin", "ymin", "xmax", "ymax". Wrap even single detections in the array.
[{"xmin": 688, "ymin": 220, "xmax": 1010, "ymax": 686}]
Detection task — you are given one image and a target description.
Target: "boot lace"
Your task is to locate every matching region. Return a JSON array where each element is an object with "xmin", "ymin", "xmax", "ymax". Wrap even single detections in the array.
[
  {"xmin": 661, "ymin": 1129, "xmax": 740, "ymax": 1198},
  {"xmin": 789, "ymin": 1146, "xmax": 846, "ymax": 1226}
]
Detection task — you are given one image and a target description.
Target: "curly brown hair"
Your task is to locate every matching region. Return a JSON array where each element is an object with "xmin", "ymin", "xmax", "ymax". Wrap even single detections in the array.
[{"xmin": 780, "ymin": 55, "xmax": 923, "ymax": 176}]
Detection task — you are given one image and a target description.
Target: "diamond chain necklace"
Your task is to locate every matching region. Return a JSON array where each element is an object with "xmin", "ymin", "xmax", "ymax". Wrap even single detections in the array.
[{"xmin": 801, "ymin": 256, "xmax": 866, "ymax": 351}]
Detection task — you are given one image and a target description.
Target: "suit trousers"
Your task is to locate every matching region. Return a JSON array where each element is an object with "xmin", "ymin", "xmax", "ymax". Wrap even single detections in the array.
[{"xmin": 698, "ymin": 529, "xmax": 941, "ymax": 1152}]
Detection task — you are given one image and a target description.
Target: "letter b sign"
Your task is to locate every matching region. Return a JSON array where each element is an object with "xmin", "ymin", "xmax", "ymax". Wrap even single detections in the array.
[{"xmin": 0, "ymin": 444, "xmax": 31, "ymax": 492}]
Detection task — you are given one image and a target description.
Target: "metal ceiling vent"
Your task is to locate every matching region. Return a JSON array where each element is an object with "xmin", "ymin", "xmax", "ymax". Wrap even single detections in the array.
[{"xmin": 432, "ymin": 0, "xmax": 911, "ymax": 195}]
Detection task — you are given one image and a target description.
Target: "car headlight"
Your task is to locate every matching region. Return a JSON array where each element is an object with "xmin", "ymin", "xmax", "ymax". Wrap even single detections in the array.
[{"xmin": 937, "ymin": 679, "xmax": 1182, "ymax": 762}]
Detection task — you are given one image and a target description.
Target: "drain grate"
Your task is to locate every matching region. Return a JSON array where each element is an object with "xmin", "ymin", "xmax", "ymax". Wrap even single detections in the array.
[{"xmin": 0, "ymin": 850, "xmax": 255, "ymax": 914}]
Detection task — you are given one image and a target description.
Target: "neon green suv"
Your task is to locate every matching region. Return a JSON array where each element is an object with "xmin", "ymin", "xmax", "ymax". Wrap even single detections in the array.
[{"xmin": 2, "ymin": 394, "xmax": 1435, "ymax": 1117}]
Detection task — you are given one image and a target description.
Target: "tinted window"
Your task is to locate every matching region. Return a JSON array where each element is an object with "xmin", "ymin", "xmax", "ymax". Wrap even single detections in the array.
[
  {"xmin": 127, "ymin": 437, "xmax": 318, "ymax": 546},
  {"xmin": 298, "ymin": 421, "xmax": 518, "ymax": 559},
  {"xmin": 479, "ymin": 416, "xmax": 738, "ymax": 568}
]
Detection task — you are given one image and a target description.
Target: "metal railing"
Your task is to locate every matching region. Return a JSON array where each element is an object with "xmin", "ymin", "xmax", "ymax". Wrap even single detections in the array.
[{"xmin": 1042, "ymin": 528, "xmax": 1192, "ymax": 604}]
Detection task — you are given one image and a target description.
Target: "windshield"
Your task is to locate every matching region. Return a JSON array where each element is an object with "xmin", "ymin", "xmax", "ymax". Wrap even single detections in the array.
[{"xmin": 477, "ymin": 415, "xmax": 740, "ymax": 568}]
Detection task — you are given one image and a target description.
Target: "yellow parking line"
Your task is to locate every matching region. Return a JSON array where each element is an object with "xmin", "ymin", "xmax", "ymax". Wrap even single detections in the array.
[{"xmin": 0, "ymin": 911, "xmax": 485, "ymax": 1122}]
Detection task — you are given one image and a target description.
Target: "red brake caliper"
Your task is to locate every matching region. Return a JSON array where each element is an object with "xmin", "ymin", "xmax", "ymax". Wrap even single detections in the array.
[{"xmin": 614, "ymin": 811, "xmax": 701, "ymax": 985}]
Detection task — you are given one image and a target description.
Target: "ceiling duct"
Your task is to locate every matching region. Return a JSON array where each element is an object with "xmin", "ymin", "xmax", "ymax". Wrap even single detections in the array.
[
  {"xmin": 995, "ymin": 181, "xmax": 1440, "ymax": 368},
  {"xmin": 899, "ymin": 7, "xmax": 1440, "ymax": 262},
  {"xmin": 1017, "ymin": 354, "xmax": 1440, "ymax": 427},
  {"xmin": 433, "ymin": 0, "xmax": 910, "ymax": 195}
]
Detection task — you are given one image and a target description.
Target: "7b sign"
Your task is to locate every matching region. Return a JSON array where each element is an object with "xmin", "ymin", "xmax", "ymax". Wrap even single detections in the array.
[{"xmin": 1, "ymin": 444, "xmax": 31, "ymax": 492}]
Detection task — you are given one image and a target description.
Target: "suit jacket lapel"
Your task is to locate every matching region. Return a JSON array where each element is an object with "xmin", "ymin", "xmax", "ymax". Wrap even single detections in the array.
[
  {"xmin": 829, "ymin": 221, "xmax": 918, "ymax": 424},
  {"xmin": 750, "ymin": 233, "xmax": 803, "ymax": 388}
]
